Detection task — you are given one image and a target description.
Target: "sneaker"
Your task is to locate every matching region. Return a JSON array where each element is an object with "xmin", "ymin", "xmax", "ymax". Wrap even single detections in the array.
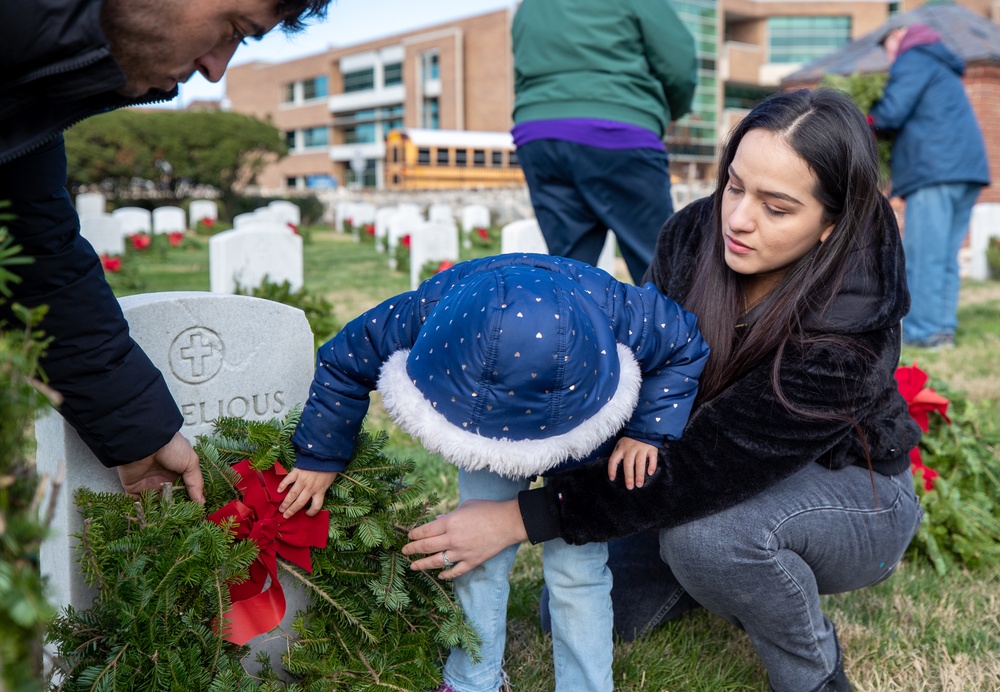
[{"xmin": 903, "ymin": 333, "xmax": 954, "ymax": 350}]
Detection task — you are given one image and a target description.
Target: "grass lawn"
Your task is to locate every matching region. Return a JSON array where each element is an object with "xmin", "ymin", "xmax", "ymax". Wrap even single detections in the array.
[{"xmin": 111, "ymin": 227, "xmax": 1000, "ymax": 691}]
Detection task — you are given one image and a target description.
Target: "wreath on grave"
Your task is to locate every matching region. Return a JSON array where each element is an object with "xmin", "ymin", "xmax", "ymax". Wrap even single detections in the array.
[{"xmin": 46, "ymin": 408, "xmax": 478, "ymax": 690}]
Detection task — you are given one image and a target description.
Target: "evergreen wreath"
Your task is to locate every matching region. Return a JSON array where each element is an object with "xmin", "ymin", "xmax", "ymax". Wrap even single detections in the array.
[{"xmin": 47, "ymin": 408, "xmax": 479, "ymax": 690}]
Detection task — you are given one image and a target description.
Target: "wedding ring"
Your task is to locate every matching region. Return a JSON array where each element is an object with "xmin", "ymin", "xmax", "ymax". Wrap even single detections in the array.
[{"xmin": 442, "ymin": 551, "xmax": 454, "ymax": 569}]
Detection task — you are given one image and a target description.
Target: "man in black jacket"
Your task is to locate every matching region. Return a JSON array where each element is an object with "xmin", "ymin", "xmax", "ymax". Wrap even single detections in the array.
[{"xmin": 0, "ymin": 0, "xmax": 330, "ymax": 501}]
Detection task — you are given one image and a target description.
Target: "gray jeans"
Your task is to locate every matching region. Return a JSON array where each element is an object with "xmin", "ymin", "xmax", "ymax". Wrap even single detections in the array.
[{"xmin": 556, "ymin": 462, "xmax": 923, "ymax": 691}]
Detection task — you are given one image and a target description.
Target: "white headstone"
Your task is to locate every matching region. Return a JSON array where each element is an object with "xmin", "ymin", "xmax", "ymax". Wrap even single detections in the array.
[
  {"xmin": 387, "ymin": 207, "xmax": 424, "ymax": 271},
  {"xmin": 335, "ymin": 202, "xmax": 357, "ymax": 233},
  {"xmin": 500, "ymin": 219, "xmax": 549, "ymax": 255},
  {"xmin": 461, "ymin": 204, "xmax": 492, "ymax": 249},
  {"xmin": 79, "ymin": 214, "xmax": 124, "ymax": 256},
  {"xmin": 428, "ymin": 203, "xmax": 454, "ymax": 224},
  {"xmin": 347, "ymin": 203, "xmax": 376, "ymax": 242},
  {"xmin": 152, "ymin": 206, "xmax": 187, "ymax": 234},
  {"xmin": 499, "ymin": 220, "xmax": 617, "ymax": 276},
  {"xmin": 209, "ymin": 226, "xmax": 304, "ymax": 294},
  {"xmin": 252, "ymin": 207, "xmax": 284, "ymax": 225},
  {"xmin": 968, "ymin": 203, "xmax": 1000, "ymax": 280},
  {"xmin": 36, "ymin": 292, "xmax": 314, "ymax": 667},
  {"xmin": 189, "ymin": 200, "xmax": 219, "ymax": 227},
  {"xmin": 267, "ymin": 200, "xmax": 302, "ymax": 228},
  {"xmin": 409, "ymin": 220, "xmax": 460, "ymax": 290},
  {"xmin": 232, "ymin": 212, "xmax": 258, "ymax": 229},
  {"xmin": 374, "ymin": 207, "xmax": 397, "ymax": 253},
  {"xmin": 111, "ymin": 207, "xmax": 152, "ymax": 237},
  {"xmin": 75, "ymin": 193, "xmax": 105, "ymax": 217},
  {"xmin": 597, "ymin": 231, "xmax": 618, "ymax": 276}
]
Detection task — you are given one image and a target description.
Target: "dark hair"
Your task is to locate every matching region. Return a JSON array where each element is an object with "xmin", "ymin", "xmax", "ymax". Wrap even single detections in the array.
[
  {"xmin": 685, "ymin": 88, "xmax": 891, "ymax": 408},
  {"xmin": 276, "ymin": 0, "xmax": 331, "ymax": 33}
]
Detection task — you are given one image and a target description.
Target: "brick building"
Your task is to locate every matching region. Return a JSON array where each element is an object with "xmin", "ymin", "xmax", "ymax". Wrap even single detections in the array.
[
  {"xmin": 226, "ymin": 9, "xmax": 514, "ymax": 192},
  {"xmin": 225, "ymin": 1, "xmax": 998, "ymax": 193}
]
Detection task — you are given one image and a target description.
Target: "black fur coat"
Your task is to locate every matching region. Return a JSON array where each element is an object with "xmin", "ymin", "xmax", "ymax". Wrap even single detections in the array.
[{"xmin": 520, "ymin": 196, "xmax": 922, "ymax": 544}]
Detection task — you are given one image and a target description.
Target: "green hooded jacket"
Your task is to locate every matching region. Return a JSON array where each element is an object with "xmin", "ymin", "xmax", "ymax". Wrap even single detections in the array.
[{"xmin": 512, "ymin": 0, "xmax": 698, "ymax": 137}]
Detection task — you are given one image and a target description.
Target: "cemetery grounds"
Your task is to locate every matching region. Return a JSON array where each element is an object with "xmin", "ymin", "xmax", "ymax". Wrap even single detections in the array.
[{"xmin": 103, "ymin": 224, "xmax": 1000, "ymax": 691}]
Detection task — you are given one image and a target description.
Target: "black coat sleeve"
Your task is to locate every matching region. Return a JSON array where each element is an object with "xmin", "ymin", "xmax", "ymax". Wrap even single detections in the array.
[{"xmin": 0, "ymin": 136, "xmax": 181, "ymax": 466}]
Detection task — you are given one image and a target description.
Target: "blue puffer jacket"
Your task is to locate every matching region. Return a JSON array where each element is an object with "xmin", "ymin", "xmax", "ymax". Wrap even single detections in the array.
[
  {"xmin": 869, "ymin": 38, "xmax": 990, "ymax": 199},
  {"xmin": 292, "ymin": 254, "xmax": 709, "ymax": 477}
]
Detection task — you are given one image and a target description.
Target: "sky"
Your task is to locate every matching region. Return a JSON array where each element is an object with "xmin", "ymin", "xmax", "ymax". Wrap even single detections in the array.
[{"xmin": 174, "ymin": 0, "xmax": 515, "ymax": 107}]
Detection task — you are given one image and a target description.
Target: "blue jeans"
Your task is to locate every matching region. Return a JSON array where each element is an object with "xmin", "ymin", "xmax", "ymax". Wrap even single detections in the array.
[
  {"xmin": 902, "ymin": 182, "xmax": 982, "ymax": 343},
  {"xmin": 444, "ymin": 468, "xmax": 614, "ymax": 692},
  {"xmin": 517, "ymin": 139, "xmax": 674, "ymax": 284},
  {"xmin": 601, "ymin": 463, "xmax": 923, "ymax": 692}
]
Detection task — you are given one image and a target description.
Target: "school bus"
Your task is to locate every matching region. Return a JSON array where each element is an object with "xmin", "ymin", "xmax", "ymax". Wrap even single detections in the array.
[{"xmin": 384, "ymin": 128, "xmax": 525, "ymax": 190}]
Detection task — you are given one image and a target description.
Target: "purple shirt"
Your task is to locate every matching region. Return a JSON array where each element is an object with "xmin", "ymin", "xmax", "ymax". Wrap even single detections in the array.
[{"xmin": 512, "ymin": 118, "xmax": 665, "ymax": 152}]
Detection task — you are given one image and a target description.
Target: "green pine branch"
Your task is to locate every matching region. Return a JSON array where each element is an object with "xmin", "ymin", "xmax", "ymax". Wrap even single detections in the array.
[{"xmin": 46, "ymin": 408, "xmax": 478, "ymax": 689}]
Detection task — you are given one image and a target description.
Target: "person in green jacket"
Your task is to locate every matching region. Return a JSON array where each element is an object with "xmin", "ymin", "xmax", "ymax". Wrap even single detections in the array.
[{"xmin": 511, "ymin": 0, "xmax": 697, "ymax": 283}]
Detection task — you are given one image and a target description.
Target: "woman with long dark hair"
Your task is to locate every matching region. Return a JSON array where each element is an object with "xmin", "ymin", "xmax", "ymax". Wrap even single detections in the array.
[{"xmin": 404, "ymin": 89, "xmax": 923, "ymax": 691}]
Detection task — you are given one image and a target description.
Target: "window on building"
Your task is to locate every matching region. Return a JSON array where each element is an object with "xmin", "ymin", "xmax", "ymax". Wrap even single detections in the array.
[
  {"xmin": 303, "ymin": 126, "xmax": 329, "ymax": 148},
  {"xmin": 285, "ymin": 131, "xmax": 297, "ymax": 150},
  {"xmin": 508, "ymin": 150, "xmax": 520, "ymax": 168},
  {"xmin": 436, "ymin": 148, "xmax": 450, "ymax": 165},
  {"xmin": 421, "ymin": 97, "xmax": 439, "ymax": 129},
  {"xmin": 384, "ymin": 62, "xmax": 403, "ymax": 86},
  {"xmin": 418, "ymin": 148, "xmax": 431, "ymax": 165},
  {"xmin": 392, "ymin": 146, "xmax": 400, "ymax": 163},
  {"xmin": 455, "ymin": 149, "xmax": 468, "ymax": 167},
  {"xmin": 343, "ymin": 67, "xmax": 375, "ymax": 93},
  {"xmin": 767, "ymin": 16, "xmax": 851, "ymax": 63},
  {"xmin": 302, "ymin": 75, "xmax": 328, "ymax": 100},
  {"xmin": 286, "ymin": 176, "xmax": 299, "ymax": 189},
  {"xmin": 473, "ymin": 149, "xmax": 486, "ymax": 167},
  {"xmin": 283, "ymin": 82, "xmax": 296, "ymax": 103},
  {"xmin": 491, "ymin": 151, "xmax": 503, "ymax": 167},
  {"xmin": 421, "ymin": 51, "xmax": 439, "ymax": 82},
  {"xmin": 343, "ymin": 123, "xmax": 377, "ymax": 144},
  {"xmin": 345, "ymin": 158, "xmax": 379, "ymax": 188}
]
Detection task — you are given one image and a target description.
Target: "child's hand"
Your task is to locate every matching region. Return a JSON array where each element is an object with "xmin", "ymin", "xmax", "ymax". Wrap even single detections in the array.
[
  {"xmin": 607, "ymin": 437, "xmax": 659, "ymax": 490},
  {"xmin": 277, "ymin": 468, "xmax": 338, "ymax": 518}
]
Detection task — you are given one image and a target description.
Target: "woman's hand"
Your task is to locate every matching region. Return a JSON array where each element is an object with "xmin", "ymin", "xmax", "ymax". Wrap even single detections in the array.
[{"xmin": 402, "ymin": 499, "xmax": 528, "ymax": 578}]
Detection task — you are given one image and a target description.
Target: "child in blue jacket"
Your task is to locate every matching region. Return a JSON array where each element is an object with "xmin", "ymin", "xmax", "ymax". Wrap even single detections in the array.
[{"xmin": 281, "ymin": 254, "xmax": 708, "ymax": 692}]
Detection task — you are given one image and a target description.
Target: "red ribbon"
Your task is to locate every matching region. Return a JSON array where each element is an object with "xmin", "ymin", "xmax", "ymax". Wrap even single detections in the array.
[
  {"xmin": 895, "ymin": 363, "xmax": 950, "ymax": 491},
  {"xmin": 207, "ymin": 460, "xmax": 329, "ymax": 645}
]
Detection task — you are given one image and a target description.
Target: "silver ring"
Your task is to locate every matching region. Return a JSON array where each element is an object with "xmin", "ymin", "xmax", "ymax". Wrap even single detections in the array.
[{"xmin": 442, "ymin": 551, "xmax": 454, "ymax": 569}]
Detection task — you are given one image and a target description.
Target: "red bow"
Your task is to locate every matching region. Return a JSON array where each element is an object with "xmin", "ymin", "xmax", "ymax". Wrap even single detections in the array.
[
  {"xmin": 207, "ymin": 460, "xmax": 329, "ymax": 645},
  {"xmin": 895, "ymin": 363, "xmax": 950, "ymax": 491}
]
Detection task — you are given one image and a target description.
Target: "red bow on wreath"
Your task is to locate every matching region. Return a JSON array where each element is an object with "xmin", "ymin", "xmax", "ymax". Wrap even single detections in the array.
[
  {"xmin": 894, "ymin": 363, "xmax": 950, "ymax": 491},
  {"xmin": 207, "ymin": 460, "xmax": 329, "ymax": 645}
]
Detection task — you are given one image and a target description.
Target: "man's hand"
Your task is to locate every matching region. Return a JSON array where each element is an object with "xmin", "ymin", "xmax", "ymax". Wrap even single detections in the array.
[{"xmin": 117, "ymin": 432, "xmax": 205, "ymax": 504}]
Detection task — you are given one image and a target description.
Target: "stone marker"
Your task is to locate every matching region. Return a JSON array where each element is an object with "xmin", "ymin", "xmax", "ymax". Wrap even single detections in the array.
[
  {"xmin": 79, "ymin": 214, "xmax": 124, "ymax": 256},
  {"xmin": 75, "ymin": 193, "xmax": 105, "ymax": 217},
  {"xmin": 969, "ymin": 203, "xmax": 1000, "ymax": 280},
  {"xmin": 37, "ymin": 292, "xmax": 314, "ymax": 670},
  {"xmin": 209, "ymin": 226, "xmax": 303, "ymax": 294},
  {"xmin": 189, "ymin": 199, "xmax": 219, "ymax": 228},
  {"xmin": 267, "ymin": 200, "xmax": 302, "ymax": 228},
  {"xmin": 111, "ymin": 207, "xmax": 152, "ymax": 237},
  {"xmin": 409, "ymin": 219, "xmax": 460, "ymax": 290},
  {"xmin": 152, "ymin": 206, "xmax": 187, "ymax": 234},
  {"xmin": 501, "ymin": 219, "xmax": 618, "ymax": 276}
]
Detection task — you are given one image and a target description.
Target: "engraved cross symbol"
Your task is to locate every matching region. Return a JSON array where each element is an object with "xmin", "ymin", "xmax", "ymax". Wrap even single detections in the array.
[{"xmin": 180, "ymin": 332, "xmax": 216, "ymax": 378}]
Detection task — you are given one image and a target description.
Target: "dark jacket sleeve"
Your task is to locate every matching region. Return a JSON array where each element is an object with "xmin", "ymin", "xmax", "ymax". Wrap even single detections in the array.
[
  {"xmin": 520, "ymin": 338, "xmax": 883, "ymax": 544},
  {"xmin": 0, "ymin": 136, "xmax": 181, "ymax": 466},
  {"xmin": 868, "ymin": 52, "xmax": 928, "ymax": 132},
  {"xmin": 291, "ymin": 291, "xmax": 423, "ymax": 472}
]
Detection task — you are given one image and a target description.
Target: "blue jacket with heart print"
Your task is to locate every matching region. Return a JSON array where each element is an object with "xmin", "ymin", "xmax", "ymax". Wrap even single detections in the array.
[{"xmin": 292, "ymin": 254, "xmax": 709, "ymax": 478}]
